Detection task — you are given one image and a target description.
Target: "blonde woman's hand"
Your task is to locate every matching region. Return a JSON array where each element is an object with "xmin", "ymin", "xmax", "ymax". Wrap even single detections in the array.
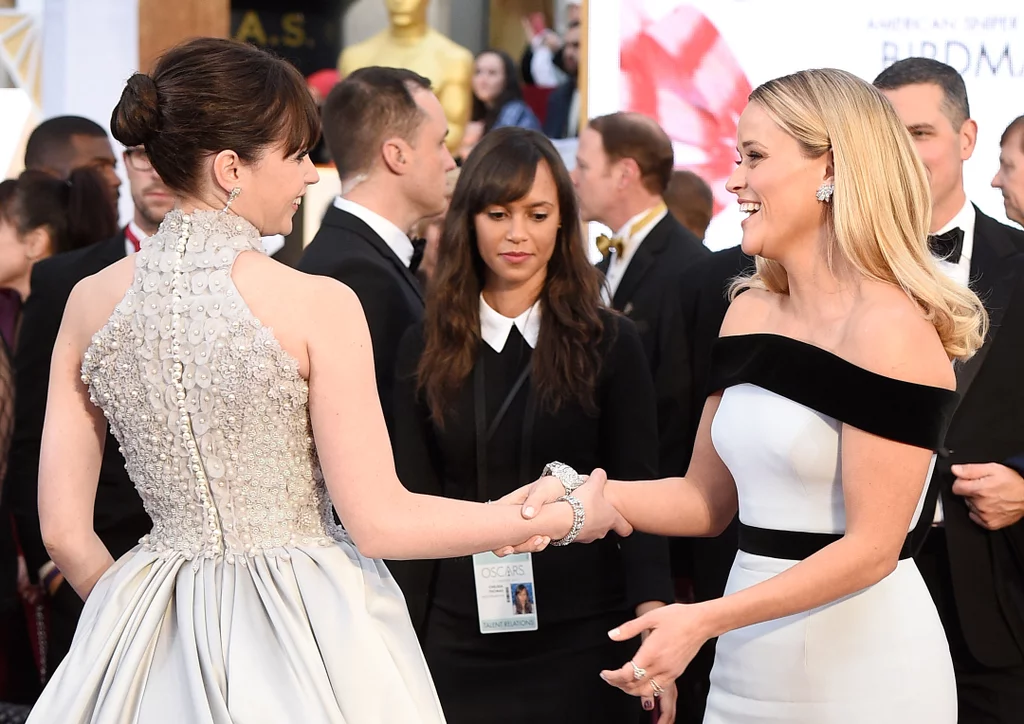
[{"xmin": 600, "ymin": 604, "xmax": 715, "ymax": 712}]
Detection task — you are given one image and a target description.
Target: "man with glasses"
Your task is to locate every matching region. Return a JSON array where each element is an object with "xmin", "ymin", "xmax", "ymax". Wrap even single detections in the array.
[{"xmin": 4, "ymin": 141, "xmax": 173, "ymax": 679}]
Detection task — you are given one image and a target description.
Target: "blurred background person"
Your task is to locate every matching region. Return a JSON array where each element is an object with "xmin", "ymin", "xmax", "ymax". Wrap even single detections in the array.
[
  {"xmin": 409, "ymin": 167, "xmax": 460, "ymax": 288},
  {"xmin": 305, "ymin": 68, "xmax": 343, "ymax": 166},
  {"xmin": 393, "ymin": 127, "xmax": 675, "ymax": 724},
  {"xmin": 542, "ymin": 19, "xmax": 581, "ymax": 141},
  {"xmin": 4, "ymin": 143, "xmax": 171, "ymax": 682},
  {"xmin": 0, "ymin": 166, "xmax": 117, "ymax": 703},
  {"xmin": 22, "ymin": 116, "xmax": 121, "ymax": 211},
  {"xmin": 992, "ymin": 115, "xmax": 1024, "ymax": 228},
  {"xmin": 663, "ymin": 169, "xmax": 715, "ymax": 241},
  {"xmin": 0, "ymin": 170, "xmax": 117, "ymax": 306},
  {"xmin": 459, "ymin": 50, "xmax": 541, "ymax": 160}
]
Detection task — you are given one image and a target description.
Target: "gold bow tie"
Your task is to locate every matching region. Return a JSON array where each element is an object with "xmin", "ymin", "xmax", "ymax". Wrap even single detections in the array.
[{"xmin": 597, "ymin": 234, "xmax": 625, "ymax": 257}]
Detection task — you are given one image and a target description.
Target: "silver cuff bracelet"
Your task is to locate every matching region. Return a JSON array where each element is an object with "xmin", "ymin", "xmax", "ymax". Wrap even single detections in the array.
[
  {"xmin": 543, "ymin": 461, "xmax": 584, "ymax": 495},
  {"xmin": 550, "ymin": 494, "xmax": 585, "ymax": 547}
]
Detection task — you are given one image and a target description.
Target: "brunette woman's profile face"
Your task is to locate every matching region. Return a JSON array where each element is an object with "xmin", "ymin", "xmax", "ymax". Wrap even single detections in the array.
[{"xmin": 474, "ymin": 159, "xmax": 561, "ymax": 294}]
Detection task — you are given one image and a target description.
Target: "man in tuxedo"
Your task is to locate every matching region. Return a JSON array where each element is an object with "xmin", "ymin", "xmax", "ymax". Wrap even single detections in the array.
[
  {"xmin": 875, "ymin": 57, "xmax": 1024, "ymax": 723},
  {"xmin": 670, "ymin": 244, "xmax": 753, "ymax": 724},
  {"xmin": 573, "ymin": 112, "xmax": 708, "ymax": 479},
  {"xmin": 298, "ymin": 67, "xmax": 455, "ymax": 437},
  {"xmin": 4, "ymin": 141, "xmax": 172, "ymax": 677},
  {"xmin": 992, "ymin": 115, "xmax": 1024, "ymax": 228}
]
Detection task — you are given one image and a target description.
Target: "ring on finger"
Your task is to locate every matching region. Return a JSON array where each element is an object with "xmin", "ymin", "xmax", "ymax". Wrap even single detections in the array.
[
  {"xmin": 630, "ymin": 660, "xmax": 646, "ymax": 680},
  {"xmin": 650, "ymin": 679, "xmax": 664, "ymax": 697}
]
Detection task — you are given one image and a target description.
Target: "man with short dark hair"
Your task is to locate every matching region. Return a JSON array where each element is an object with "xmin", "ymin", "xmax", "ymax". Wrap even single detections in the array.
[
  {"xmin": 24, "ymin": 115, "xmax": 121, "ymax": 210},
  {"xmin": 663, "ymin": 170, "xmax": 714, "ymax": 241},
  {"xmin": 299, "ymin": 67, "xmax": 455, "ymax": 637},
  {"xmin": 573, "ymin": 111, "xmax": 707, "ymax": 483},
  {"xmin": 992, "ymin": 115, "xmax": 1024, "ymax": 228},
  {"xmin": 875, "ymin": 57, "xmax": 1024, "ymax": 723},
  {"xmin": 300, "ymin": 67, "xmax": 455, "ymax": 438}
]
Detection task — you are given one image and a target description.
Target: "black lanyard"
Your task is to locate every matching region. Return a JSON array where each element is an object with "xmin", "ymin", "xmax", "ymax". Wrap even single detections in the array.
[{"xmin": 473, "ymin": 360, "xmax": 537, "ymax": 503}]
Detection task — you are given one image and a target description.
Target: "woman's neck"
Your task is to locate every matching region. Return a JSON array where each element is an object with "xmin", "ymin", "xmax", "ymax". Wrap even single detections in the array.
[
  {"xmin": 482, "ymin": 277, "xmax": 543, "ymax": 318},
  {"xmin": 779, "ymin": 234, "xmax": 860, "ymax": 327}
]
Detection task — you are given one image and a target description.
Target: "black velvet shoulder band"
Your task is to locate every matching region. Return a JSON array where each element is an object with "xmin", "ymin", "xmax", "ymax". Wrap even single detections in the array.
[{"xmin": 708, "ymin": 334, "xmax": 959, "ymax": 450}]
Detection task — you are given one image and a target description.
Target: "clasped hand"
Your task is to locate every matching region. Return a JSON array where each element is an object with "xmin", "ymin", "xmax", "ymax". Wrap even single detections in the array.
[{"xmin": 491, "ymin": 469, "xmax": 631, "ymax": 556}]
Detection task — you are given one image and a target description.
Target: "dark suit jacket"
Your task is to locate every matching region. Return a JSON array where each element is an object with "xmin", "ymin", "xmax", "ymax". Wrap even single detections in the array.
[
  {"xmin": 4, "ymin": 232, "xmax": 151, "ymax": 580},
  {"xmin": 598, "ymin": 212, "xmax": 709, "ymax": 478},
  {"xmin": 927, "ymin": 208, "xmax": 1024, "ymax": 668},
  {"xmin": 674, "ymin": 245, "xmax": 754, "ymax": 597},
  {"xmin": 297, "ymin": 205, "xmax": 424, "ymax": 437},
  {"xmin": 542, "ymin": 79, "xmax": 577, "ymax": 139}
]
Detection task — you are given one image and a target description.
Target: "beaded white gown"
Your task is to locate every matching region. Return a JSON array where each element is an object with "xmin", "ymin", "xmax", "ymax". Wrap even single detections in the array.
[{"xmin": 26, "ymin": 210, "xmax": 446, "ymax": 724}]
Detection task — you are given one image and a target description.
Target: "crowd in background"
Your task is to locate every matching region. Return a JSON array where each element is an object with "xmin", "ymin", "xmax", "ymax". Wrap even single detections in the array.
[{"xmin": 0, "ymin": 9, "xmax": 1023, "ymax": 724}]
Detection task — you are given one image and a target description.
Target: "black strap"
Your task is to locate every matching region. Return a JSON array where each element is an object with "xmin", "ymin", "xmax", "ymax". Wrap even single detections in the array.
[
  {"xmin": 738, "ymin": 523, "xmax": 915, "ymax": 561},
  {"xmin": 474, "ymin": 361, "xmax": 532, "ymax": 503}
]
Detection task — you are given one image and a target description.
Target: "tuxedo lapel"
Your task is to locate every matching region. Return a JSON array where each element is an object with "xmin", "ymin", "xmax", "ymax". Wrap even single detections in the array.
[
  {"xmin": 322, "ymin": 206, "xmax": 424, "ymax": 303},
  {"xmin": 611, "ymin": 217, "xmax": 671, "ymax": 311},
  {"xmin": 954, "ymin": 211, "xmax": 1021, "ymax": 401}
]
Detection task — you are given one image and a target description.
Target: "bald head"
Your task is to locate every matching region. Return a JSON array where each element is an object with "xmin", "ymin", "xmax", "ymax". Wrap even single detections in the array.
[{"xmin": 587, "ymin": 112, "xmax": 674, "ymax": 195}]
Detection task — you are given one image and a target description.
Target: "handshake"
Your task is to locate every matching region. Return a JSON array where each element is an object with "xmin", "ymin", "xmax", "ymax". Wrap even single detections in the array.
[{"xmin": 491, "ymin": 462, "xmax": 633, "ymax": 557}]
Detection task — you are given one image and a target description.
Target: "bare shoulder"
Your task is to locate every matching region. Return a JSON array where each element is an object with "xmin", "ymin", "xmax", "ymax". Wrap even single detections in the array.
[
  {"xmin": 842, "ymin": 282, "xmax": 955, "ymax": 390},
  {"xmin": 719, "ymin": 287, "xmax": 780, "ymax": 337},
  {"xmin": 291, "ymin": 269, "xmax": 367, "ymax": 334},
  {"xmin": 65, "ymin": 255, "xmax": 136, "ymax": 340}
]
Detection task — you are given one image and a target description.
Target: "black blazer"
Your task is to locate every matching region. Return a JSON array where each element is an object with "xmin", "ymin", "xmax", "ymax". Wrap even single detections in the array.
[
  {"xmin": 392, "ymin": 313, "xmax": 673, "ymax": 636},
  {"xmin": 928, "ymin": 208, "xmax": 1024, "ymax": 668},
  {"xmin": 672, "ymin": 246, "xmax": 755, "ymax": 598},
  {"xmin": 598, "ymin": 212, "xmax": 709, "ymax": 478},
  {"xmin": 297, "ymin": 205, "xmax": 424, "ymax": 436},
  {"xmin": 4, "ymin": 232, "xmax": 151, "ymax": 578}
]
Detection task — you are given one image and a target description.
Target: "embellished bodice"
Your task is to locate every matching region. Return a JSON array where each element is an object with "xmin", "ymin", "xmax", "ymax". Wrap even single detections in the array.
[{"xmin": 81, "ymin": 210, "xmax": 343, "ymax": 562}]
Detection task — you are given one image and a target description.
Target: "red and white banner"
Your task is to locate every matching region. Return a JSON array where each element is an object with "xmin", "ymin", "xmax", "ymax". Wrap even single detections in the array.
[{"xmin": 587, "ymin": 1, "xmax": 1024, "ymax": 249}]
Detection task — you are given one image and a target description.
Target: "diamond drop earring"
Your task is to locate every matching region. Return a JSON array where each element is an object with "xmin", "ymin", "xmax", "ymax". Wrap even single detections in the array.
[
  {"xmin": 815, "ymin": 182, "xmax": 834, "ymax": 203},
  {"xmin": 222, "ymin": 187, "xmax": 241, "ymax": 212}
]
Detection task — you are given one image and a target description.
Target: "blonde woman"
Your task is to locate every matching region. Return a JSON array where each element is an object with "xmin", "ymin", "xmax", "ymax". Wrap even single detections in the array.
[{"xmin": 502, "ymin": 68, "xmax": 987, "ymax": 722}]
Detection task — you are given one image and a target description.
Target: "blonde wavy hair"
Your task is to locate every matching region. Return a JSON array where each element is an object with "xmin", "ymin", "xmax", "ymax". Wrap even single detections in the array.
[{"xmin": 730, "ymin": 68, "xmax": 986, "ymax": 360}]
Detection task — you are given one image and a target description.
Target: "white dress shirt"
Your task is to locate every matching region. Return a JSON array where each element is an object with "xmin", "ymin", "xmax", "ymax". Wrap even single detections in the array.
[
  {"xmin": 930, "ymin": 197, "xmax": 976, "ymax": 524},
  {"xmin": 479, "ymin": 296, "xmax": 541, "ymax": 353},
  {"xmin": 601, "ymin": 205, "xmax": 668, "ymax": 304},
  {"xmin": 334, "ymin": 196, "xmax": 415, "ymax": 268}
]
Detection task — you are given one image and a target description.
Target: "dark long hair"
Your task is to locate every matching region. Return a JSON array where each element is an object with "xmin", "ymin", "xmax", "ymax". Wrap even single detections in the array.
[
  {"xmin": 0, "ymin": 168, "xmax": 117, "ymax": 254},
  {"xmin": 418, "ymin": 127, "xmax": 604, "ymax": 424},
  {"xmin": 471, "ymin": 49, "xmax": 524, "ymax": 133}
]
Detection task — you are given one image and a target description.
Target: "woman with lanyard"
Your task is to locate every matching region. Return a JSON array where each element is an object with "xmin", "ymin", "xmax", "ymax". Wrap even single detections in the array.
[{"xmin": 392, "ymin": 127, "xmax": 676, "ymax": 724}]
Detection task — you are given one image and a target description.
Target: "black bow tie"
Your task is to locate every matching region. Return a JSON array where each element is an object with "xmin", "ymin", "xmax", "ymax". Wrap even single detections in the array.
[
  {"xmin": 409, "ymin": 237, "xmax": 427, "ymax": 274},
  {"xmin": 928, "ymin": 227, "xmax": 965, "ymax": 264}
]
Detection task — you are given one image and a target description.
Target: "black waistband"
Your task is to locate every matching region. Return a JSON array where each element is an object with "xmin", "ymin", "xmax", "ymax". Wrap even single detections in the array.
[{"xmin": 738, "ymin": 523, "xmax": 915, "ymax": 561}]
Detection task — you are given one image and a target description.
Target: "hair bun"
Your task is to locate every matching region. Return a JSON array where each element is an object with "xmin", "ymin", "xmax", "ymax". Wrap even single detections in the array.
[{"xmin": 111, "ymin": 72, "xmax": 160, "ymax": 147}]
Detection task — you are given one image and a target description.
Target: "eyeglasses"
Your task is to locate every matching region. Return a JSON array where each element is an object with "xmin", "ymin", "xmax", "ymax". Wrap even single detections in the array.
[{"xmin": 125, "ymin": 148, "xmax": 153, "ymax": 172}]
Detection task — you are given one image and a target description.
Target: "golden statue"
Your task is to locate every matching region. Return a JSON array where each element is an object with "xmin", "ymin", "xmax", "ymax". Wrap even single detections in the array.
[{"xmin": 339, "ymin": 0, "xmax": 473, "ymax": 152}]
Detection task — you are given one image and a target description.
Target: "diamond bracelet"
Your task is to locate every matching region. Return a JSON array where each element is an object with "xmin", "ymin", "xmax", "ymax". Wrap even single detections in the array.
[{"xmin": 550, "ymin": 494, "xmax": 585, "ymax": 547}]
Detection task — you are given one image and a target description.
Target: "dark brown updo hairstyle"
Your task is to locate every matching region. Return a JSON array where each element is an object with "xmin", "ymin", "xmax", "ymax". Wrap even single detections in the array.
[
  {"xmin": 418, "ymin": 127, "xmax": 605, "ymax": 424},
  {"xmin": 0, "ymin": 168, "xmax": 118, "ymax": 254},
  {"xmin": 110, "ymin": 37, "xmax": 321, "ymax": 197}
]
